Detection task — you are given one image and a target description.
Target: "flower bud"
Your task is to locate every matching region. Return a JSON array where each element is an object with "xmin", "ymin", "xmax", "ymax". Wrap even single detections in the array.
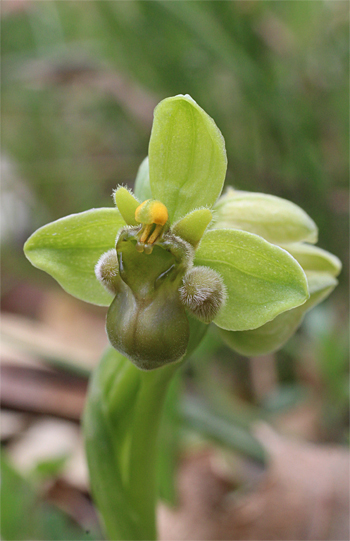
[
  {"xmin": 95, "ymin": 249, "xmax": 121, "ymax": 295},
  {"xmin": 179, "ymin": 266, "xmax": 226, "ymax": 323},
  {"xmin": 212, "ymin": 188, "xmax": 318, "ymax": 245}
]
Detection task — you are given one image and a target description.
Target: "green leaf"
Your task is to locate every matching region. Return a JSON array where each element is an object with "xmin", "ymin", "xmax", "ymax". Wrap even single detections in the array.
[
  {"xmin": 171, "ymin": 208, "xmax": 212, "ymax": 247},
  {"xmin": 149, "ymin": 95, "xmax": 227, "ymax": 223},
  {"xmin": 33, "ymin": 455, "xmax": 69, "ymax": 480},
  {"xmin": 181, "ymin": 397, "xmax": 266, "ymax": 464},
  {"xmin": 114, "ymin": 186, "xmax": 140, "ymax": 226},
  {"xmin": 194, "ymin": 229, "xmax": 309, "ymax": 331},
  {"xmin": 24, "ymin": 208, "xmax": 125, "ymax": 306},
  {"xmin": 282, "ymin": 243, "xmax": 342, "ymax": 276},
  {"xmin": 219, "ymin": 271, "xmax": 338, "ymax": 356},
  {"xmin": 134, "ymin": 157, "xmax": 152, "ymax": 201},
  {"xmin": 212, "ymin": 189, "xmax": 318, "ymax": 244}
]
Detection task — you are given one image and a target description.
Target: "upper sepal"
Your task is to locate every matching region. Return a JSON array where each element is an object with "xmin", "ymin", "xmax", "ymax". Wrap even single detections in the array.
[{"xmin": 149, "ymin": 95, "xmax": 227, "ymax": 223}]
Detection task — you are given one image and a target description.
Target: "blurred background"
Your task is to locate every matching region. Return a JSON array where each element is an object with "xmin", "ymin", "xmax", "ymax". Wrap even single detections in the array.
[{"xmin": 1, "ymin": 1, "xmax": 349, "ymax": 539}]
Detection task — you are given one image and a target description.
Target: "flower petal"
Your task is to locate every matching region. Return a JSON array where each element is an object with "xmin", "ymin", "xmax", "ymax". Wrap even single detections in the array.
[
  {"xmin": 172, "ymin": 208, "xmax": 212, "ymax": 248},
  {"xmin": 114, "ymin": 186, "xmax": 140, "ymax": 226}
]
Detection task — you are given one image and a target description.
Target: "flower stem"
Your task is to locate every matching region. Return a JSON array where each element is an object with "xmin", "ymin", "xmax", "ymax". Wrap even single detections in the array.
[
  {"xmin": 84, "ymin": 348, "xmax": 178, "ymax": 541},
  {"xmin": 127, "ymin": 363, "xmax": 178, "ymax": 538}
]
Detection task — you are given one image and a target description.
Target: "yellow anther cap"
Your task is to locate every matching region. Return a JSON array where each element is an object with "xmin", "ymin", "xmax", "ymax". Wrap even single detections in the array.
[{"xmin": 135, "ymin": 199, "xmax": 168, "ymax": 226}]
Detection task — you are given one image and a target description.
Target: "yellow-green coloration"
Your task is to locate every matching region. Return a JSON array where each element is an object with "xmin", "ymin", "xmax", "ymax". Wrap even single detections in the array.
[
  {"xmin": 212, "ymin": 189, "xmax": 318, "ymax": 245},
  {"xmin": 281, "ymin": 243, "xmax": 342, "ymax": 276},
  {"xmin": 219, "ymin": 271, "xmax": 338, "ymax": 356},
  {"xmin": 135, "ymin": 199, "xmax": 169, "ymax": 253},
  {"xmin": 149, "ymin": 95, "xmax": 227, "ymax": 223},
  {"xmin": 114, "ymin": 186, "xmax": 140, "ymax": 226},
  {"xmin": 172, "ymin": 208, "xmax": 212, "ymax": 248}
]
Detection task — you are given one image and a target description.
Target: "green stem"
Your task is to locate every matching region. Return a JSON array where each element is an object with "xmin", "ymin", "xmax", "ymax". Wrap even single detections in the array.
[
  {"xmin": 84, "ymin": 348, "xmax": 179, "ymax": 541},
  {"xmin": 128, "ymin": 363, "xmax": 178, "ymax": 538},
  {"xmin": 84, "ymin": 351, "xmax": 139, "ymax": 540}
]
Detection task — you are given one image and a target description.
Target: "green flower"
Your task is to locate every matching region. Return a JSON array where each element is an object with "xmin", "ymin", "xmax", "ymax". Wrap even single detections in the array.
[{"xmin": 24, "ymin": 95, "xmax": 340, "ymax": 369}]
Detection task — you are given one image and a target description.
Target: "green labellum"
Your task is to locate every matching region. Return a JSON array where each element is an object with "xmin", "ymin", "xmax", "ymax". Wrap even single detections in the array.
[{"xmin": 106, "ymin": 233, "xmax": 190, "ymax": 370}]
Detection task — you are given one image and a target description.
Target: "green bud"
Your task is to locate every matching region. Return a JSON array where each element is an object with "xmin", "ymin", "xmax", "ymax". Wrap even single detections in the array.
[
  {"xmin": 282, "ymin": 243, "xmax": 342, "ymax": 276},
  {"xmin": 212, "ymin": 188, "xmax": 318, "ymax": 245},
  {"xmin": 179, "ymin": 266, "xmax": 226, "ymax": 323},
  {"xmin": 95, "ymin": 249, "xmax": 121, "ymax": 296}
]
